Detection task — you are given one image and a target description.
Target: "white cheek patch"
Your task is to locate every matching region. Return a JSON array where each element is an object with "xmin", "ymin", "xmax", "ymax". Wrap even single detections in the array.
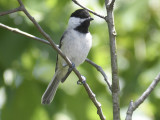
[{"xmin": 68, "ymin": 17, "xmax": 87, "ymax": 29}]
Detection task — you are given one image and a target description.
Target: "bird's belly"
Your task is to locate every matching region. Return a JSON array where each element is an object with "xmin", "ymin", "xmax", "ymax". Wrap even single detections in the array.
[
  {"xmin": 62, "ymin": 41, "xmax": 90, "ymax": 66},
  {"xmin": 68, "ymin": 45, "xmax": 89, "ymax": 66},
  {"xmin": 60, "ymin": 33, "xmax": 92, "ymax": 67}
]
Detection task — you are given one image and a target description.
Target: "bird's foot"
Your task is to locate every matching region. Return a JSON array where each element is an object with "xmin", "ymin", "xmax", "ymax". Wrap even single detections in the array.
[
  {"xmin": 61, "ymin": 63, "xmax": 75, "ymax": 83},
  {"xmin": 77, "ymin": 76, "xmax": 86, "ymax": 85},
  {"xmin": 68, "ymin": 63, "xmax": 75, "ymax": 72}
]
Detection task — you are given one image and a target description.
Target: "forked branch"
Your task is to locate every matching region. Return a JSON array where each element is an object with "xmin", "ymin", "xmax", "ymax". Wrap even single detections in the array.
[{"xmin": 125, "ymin": 73, "xmax": 160, "ymax": 120}]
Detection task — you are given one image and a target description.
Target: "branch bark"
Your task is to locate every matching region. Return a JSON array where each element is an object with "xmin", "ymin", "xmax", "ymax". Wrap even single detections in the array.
[
  {"xmin": 0, "ymin": 23, "xmax": 50, "ymax": 45},
  {"xmin": 85, "ymin": 58, "xmax": 112, "ymax": 92},
  {"xmin": 105, "ymin": 0, "xmax": 120, "ymax": 120},
  {"xmin": 125, "ymin": 73, "xmax": 160, "ymax": 120},
  {"xmin": 0, "ymin": 6, "xmax": 22, "ymax": 16}
]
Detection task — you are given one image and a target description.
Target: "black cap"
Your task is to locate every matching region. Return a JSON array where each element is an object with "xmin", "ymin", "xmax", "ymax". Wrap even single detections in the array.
[{"xmin": 71, "ymin": 9, "xmax": 91, "ymax": 19}]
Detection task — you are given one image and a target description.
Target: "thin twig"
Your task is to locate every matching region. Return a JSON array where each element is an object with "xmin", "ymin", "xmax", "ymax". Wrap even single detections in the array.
[
  {"xmin": 0, "ymin": 23, "xmax": 50, "ymax": 45},
  {"xmin": 125, "ymin": 73, "xmax": 160, "ymax": 120},
  {"xmin": 105, "ymin": 0, "xmax": 120, "ymax": 120},
  {"xmin": 0, "ymin": 6, "xmax": 22, "ymax": 16},
  {"xmin": 85, "ymin": 58, "xmax": 112, "ymax": 92},
  {"xmin": 84, "ymin": 83, "xmax": 106, "ymax": 120},
  {"xmin": 72, "ymin": 0, "xmax": 106, "ymax": 19},
  {"xmin": 0, "ymin": 1, "xmax": 106, "ymax": 119}
]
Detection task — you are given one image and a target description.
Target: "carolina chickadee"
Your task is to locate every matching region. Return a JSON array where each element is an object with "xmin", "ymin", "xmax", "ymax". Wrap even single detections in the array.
[{"xmin": 41, "ymin": 9, "xmax": 93, "ymax": 104}]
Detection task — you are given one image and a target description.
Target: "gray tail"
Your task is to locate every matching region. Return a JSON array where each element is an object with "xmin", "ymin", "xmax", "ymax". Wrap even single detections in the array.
[{"xmin": 41, "ymin": 71, "xmax": 61, "ymax": 104}]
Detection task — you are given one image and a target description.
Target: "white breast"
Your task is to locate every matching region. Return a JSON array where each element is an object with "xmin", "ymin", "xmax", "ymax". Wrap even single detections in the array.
[{"xmin": 60, "ymin": 29, "xmax": 92, "ymax": 67}]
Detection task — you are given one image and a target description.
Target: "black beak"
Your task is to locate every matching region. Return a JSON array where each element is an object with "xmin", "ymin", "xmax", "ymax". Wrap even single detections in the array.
[{"xmin": 89, "ymin": 17, "xmax": 94, "ymax": 21}]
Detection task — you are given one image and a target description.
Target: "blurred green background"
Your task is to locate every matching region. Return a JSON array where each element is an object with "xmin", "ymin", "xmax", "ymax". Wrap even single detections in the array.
[{"xmin": 0, "ymin": 0, "xmax": 160, "ymax": 120}]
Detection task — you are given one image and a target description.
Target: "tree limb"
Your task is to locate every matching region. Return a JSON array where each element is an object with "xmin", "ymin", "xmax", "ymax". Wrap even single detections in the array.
[
  {"xmin": 0, "ymin": 6, "xmax": 22, "ymax": 16},
  {"xmin": 125, "ymin": 73, "xmax": 160, "ymax": 120},
  {"xmin": 105, "ymin": 0, "xmax": 120, "ymax": 120},
  {"xmin": 85, "ymin": 58, "xmax": 112, "ymax": 92},
  {"xmin": 105, "ymin": 0, "xmax": 116, "ymax": 10},
  {"xmin": 0, "ymin": 23, "xmax": 50, "ymax": 45}
]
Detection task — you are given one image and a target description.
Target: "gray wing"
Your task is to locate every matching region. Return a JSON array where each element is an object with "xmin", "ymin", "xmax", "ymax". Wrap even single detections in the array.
[{"xmin": 55, "ymin": 31, "xmax": 67, "ymax": 72}]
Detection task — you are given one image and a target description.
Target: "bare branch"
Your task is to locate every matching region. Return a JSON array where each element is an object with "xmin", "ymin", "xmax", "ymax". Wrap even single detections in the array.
[
  {"xmin": 0, "ymin": 1, "xmax": 106, "ymax": 119},
  {"xmin": 72, "ymin": 0, "xmax": 106, "ymax": 19},
  {"xmin": 105, "ymin": 0, "xmax": 116, "ymax": 10},
  {"xmin": 0, "ymin": 23, "xmax": 50, "ymax": 45},
  {"xmin": 110, "ymin": 0, "xmax": 116, "ymax": 9},
  {"xmin": 85, "ymin": 58, "xmax": 112, "ymax": 92},
  {"xmin": 83, "ymin": 83, "xmax": 106, "ymax": 120},
  {"xmin": 17, "ymin": 0, "xmax": 23, "ymax": 6},
  {"xmin": 105, "ymin": 0, "xmax": 120, "ymax": 120},
  {"xmin": 125, "ymin": 73, "xmax": 160, "ymax": 120},
  {"xmin": 0, "ymin": 6, "xmax": 22, "ymax": 16}
]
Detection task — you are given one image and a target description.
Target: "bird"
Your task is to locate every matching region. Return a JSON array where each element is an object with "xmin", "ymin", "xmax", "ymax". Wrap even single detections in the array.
[{"xmin": 41, "ymin": 9, "xmax": 93, "ymax": 104}]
